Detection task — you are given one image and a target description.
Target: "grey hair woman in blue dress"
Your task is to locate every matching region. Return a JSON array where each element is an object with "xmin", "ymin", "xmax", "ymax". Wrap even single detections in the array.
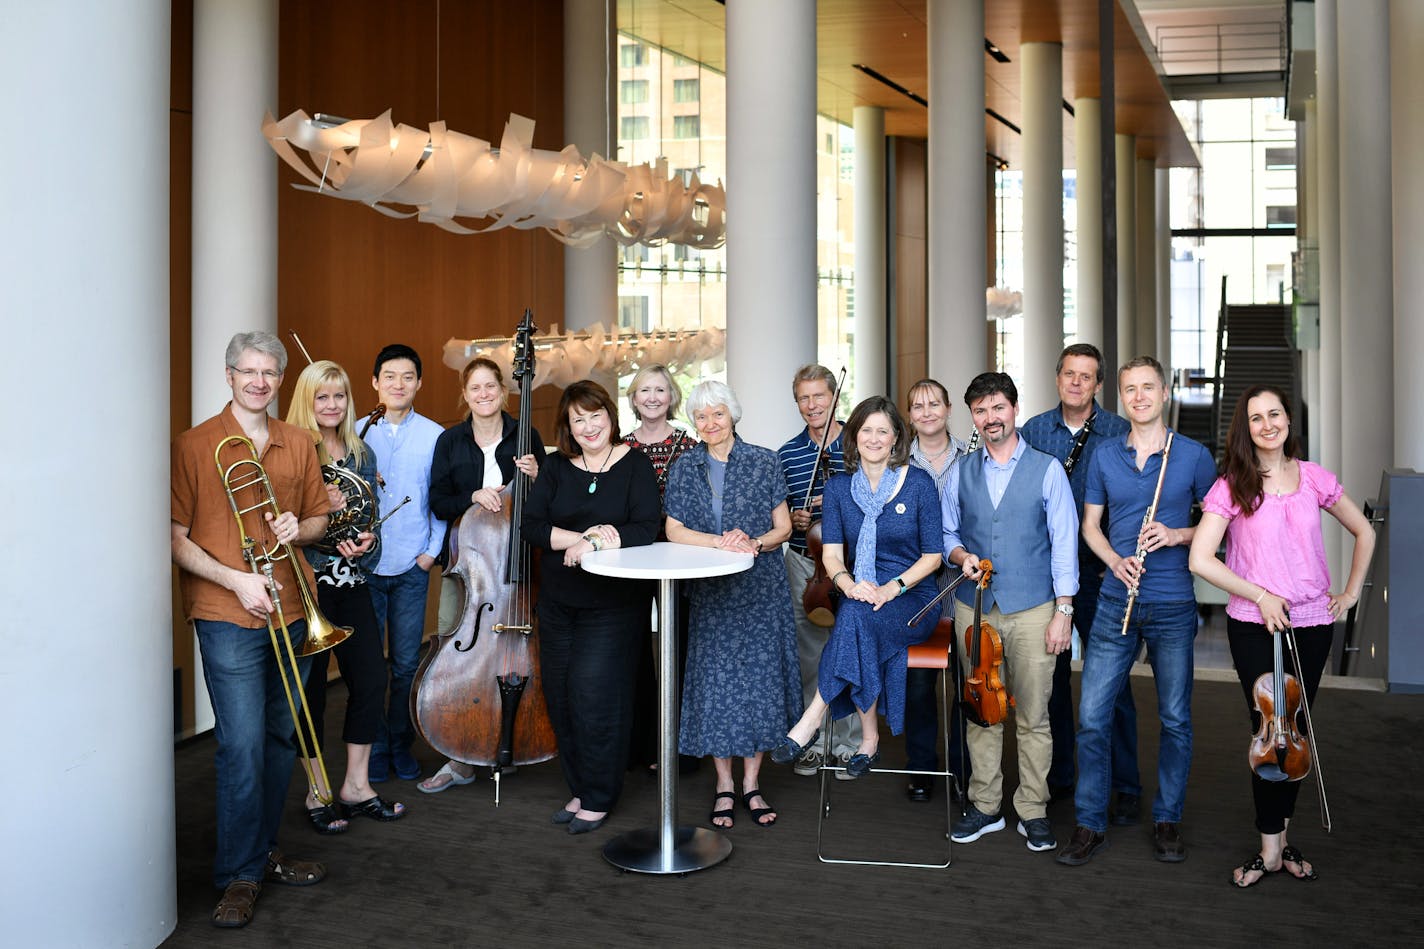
[{"xmin": 664, "ymin": 380, "xmax": 800, "ymax": 829}]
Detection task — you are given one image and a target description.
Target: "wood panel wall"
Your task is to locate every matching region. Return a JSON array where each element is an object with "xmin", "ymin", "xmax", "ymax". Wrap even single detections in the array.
[
  {"xmin": 888, "ymin": 136, "xmax": 927, "ymax": 403},
  {"xmin": 171, "ymin": 0, "xmax": 195, "ymax": 734},
  {"xmin": 275, "ymin": 0, "xmax": 567, "ymax": 430}
]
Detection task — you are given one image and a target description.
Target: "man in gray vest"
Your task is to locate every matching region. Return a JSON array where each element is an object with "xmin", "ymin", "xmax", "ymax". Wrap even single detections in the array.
[{"xmin": 942, "ymin": 372, "xmax": 1079, "ymax": 854}]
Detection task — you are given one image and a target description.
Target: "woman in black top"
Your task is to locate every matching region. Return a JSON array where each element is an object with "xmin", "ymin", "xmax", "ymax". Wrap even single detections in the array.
[
  {"xmin": 521, "ymin": 381, "xmax": 661, "ymax": 833},
  {"xmin": 420, "ymin": 356, "xmax": 543, "ymax": 793}
]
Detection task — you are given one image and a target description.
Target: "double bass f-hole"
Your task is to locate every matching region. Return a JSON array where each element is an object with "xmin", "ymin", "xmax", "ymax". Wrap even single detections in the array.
[{"xmin": 452, "ymin": 600, "xmax": 533, "ymax": 651}]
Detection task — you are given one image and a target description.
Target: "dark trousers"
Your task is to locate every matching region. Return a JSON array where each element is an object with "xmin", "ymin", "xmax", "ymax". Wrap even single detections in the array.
[
  {"xmin": 304, "ymin": 581, "xmax": 387, "ymax": 750},
  {"xmin": 539, "ymin": 598, "xmax": 643, "ymax": 812},
  {"xmin": 629, "ymin": 585, "xmax": 690, "ymax": 768},
  {"xmin": 1227, "ymin": 617, "xmax": 1332, "ymax": 835},
  {"xmin": 903, "ymin": 622, "xmax": 971, "ymax": 787},
  {"xmin": 1048, "ymin": 565, "xmax": 1141, "ymax": 794}
]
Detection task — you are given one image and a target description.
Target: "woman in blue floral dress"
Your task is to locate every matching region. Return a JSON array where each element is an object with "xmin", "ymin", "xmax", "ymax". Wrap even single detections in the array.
[
  {"xmin": 771, "ymin": 396, "xmax": 944, "ymax": 780},
  {"xmin": 664, "ymin": 381, "xmax": 800, "ymax": 828}
]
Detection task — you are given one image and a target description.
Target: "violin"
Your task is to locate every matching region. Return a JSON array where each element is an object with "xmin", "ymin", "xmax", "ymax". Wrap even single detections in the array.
[
  {"xmin": 961, "ymin": 559, "xmax": 1013, "ymax": 727},
  {"xmin": 410, "ymin": 311, "xmax": 556, "ymax": 801},
  {"xmin": 1248, "ymin": 626, "xmax": 1311, "ymax": 783},
  {"xmin": 801, "ymin": 367, "xmax": 846, "ymax": 628}
]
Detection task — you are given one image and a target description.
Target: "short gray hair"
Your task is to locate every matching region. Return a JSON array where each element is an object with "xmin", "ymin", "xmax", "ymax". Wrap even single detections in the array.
[
  {"xmin": 225, "ymin": 330, "xmax": 288, "ymax": 373},
  {"xmin": 685, "ymin": 380, "xmax": 742, "ymax": 425}
]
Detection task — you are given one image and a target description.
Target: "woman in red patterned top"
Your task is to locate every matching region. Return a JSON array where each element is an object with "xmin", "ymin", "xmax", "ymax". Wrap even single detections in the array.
[{"xmin": 622, "ymin": 364, "xmax": 697, "ymax": 771}]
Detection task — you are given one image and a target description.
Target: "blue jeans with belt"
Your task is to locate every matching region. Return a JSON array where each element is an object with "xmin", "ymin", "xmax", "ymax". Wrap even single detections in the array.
[
  {"xmin": 367, "ymin": 564, "xmax": 431, "ymax": 756},
  {"xmin": 196, "ymin": 618, "xmax": 310, "ymax": 888},
  {"xmin": 1074, "ymin": 596, "xmax": 1196, "ymax": 833}
]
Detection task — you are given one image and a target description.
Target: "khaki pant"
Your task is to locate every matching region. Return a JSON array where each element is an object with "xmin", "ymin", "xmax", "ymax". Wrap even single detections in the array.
[{"xmin": 955, "ymin": 599, "xmax": 1056, "ymax": 822}]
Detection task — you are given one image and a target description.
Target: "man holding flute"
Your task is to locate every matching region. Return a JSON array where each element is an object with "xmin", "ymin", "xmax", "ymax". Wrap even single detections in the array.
[
  {"xmin": 1057, "ymin": 356, "xmax": 1217, "ymax": 867},
  {"xmin": 171, "ymin": 331, "xmax": 331, "ymax": 927}
]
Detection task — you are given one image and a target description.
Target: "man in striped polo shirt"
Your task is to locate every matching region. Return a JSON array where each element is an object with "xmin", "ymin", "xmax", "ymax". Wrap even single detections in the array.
[{"xmin": 777, "ymin": 364, "xmax": 856, "ymax": 778}]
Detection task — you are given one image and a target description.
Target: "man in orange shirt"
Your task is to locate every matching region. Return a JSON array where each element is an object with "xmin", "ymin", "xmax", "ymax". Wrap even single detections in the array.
[{"xmin": 171, "ymin": 331, "xmax": 330, "ymax": 928}]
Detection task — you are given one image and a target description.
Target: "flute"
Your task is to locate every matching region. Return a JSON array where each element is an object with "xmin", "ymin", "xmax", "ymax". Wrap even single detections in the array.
[{"xmin": 1120, "ymin": 431, "xmax": 1175, "ymax": 635}]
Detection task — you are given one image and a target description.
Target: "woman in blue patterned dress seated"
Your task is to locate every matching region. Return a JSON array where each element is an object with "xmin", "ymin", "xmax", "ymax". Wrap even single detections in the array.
[
  {"xmin": 771, "ymin": 396, "xmax": 944, "ymax": 779},
  {"xmin": 664, "ymin": 381, "xmax": 801, "ymax": 828}
]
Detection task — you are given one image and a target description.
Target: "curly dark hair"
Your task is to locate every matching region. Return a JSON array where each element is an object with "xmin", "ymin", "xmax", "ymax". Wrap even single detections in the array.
[{"xmin": 1222, "ymin": 384, "xmax": 1299, "ymax": 516}]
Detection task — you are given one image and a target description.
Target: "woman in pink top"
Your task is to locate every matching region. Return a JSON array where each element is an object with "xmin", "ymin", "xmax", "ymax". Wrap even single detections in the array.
[{"xmin": 1189, "ymin": 384, "xmax": 1374, "ymax": 889}]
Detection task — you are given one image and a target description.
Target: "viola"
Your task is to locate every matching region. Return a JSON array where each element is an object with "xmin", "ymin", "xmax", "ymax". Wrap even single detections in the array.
[
  {"xmin": 961, "ymin": 559, "xmax": 1013, "ymax": 727},
  {"xmin": 800, "ymin": 367, "xmax": 846, "ymax": 628},
  {"xmin": 1248, "ymin": 627, "xmax": 1311, "ymax": 783},
  {"xmin": 410, "ymin": 311, "xmax": 557, "ymax": 799}
]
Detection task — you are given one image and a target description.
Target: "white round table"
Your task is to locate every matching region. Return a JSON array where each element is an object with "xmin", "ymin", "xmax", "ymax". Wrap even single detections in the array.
[{"xmin": 581, "ymin": 542, "xmax": 753, "ymax": 874}]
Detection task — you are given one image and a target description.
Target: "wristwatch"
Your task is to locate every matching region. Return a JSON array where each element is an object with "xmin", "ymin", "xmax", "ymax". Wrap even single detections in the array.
[
  {"xmin": 893, "ymin": 577, "xmax": 907, "ymax": 596},
  {"xmin": 1055, "ymin": 603, "xmax": 1075, "ymax": 617}
]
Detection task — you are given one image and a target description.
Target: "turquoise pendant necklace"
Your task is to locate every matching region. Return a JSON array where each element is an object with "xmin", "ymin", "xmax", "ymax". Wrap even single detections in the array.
[{"xmin": 586, "ymin": 444, "xmax": 615, "ymax": 494}]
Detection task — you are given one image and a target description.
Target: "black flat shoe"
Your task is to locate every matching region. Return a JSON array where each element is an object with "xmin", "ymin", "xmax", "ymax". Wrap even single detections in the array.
[
  {"xmin": 340, "ymin": 795, "xmax": 406, "ymax": 822},
  {"xmin": 770, "ymin": 730, "xmax": 819, "ymax": 765},
  {"xmin": 568, "ymin": 815, "xmax": 607, "ymax": 835},
  {"xmin": 844, "ymin": 751, "xmax": 880, "ymax": 779},
  {"xmin": 305, "ymin": 803, "xmax": 349, "ymax": 835},
  {"xmin": 551, "ymin": 807, "xmax": 578, "ymax": 825}
]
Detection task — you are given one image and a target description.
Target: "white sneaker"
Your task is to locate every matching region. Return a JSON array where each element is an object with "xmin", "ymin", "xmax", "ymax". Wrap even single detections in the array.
[{"xmin": 793, "ymin": 749, "xmax": 825, "ymax": 776}]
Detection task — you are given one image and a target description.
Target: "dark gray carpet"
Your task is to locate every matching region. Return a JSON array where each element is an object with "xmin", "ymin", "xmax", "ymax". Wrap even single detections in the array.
[{"xmin": 165, "ymin": 675, "xmax": 1424, "ymax": 947}]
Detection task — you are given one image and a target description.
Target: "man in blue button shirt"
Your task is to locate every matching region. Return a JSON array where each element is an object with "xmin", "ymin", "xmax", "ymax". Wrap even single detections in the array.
[
  {"xmin": 1021, "ymin": 344, "xmax": 1135, "ymax": 814},
  {"xmin": 1056, "ymin": 356, "xmax": 1217, "ymax": 867},
  {"xmin": 365, "ymin": 344, "xmax": 445, "ymax": 782},
  {"xmin": 942, "ymin": 372, "xmax": 1078, "ymax": 854}
]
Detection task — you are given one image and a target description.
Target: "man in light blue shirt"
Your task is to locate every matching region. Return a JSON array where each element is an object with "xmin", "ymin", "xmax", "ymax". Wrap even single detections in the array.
[
  {"xmin": 366, "ymin": 343, "xmax": 445, "ymax": 782},
  {"xmin": 941, "ymin": 372, "xmax": 1078, "ymax": 855}
]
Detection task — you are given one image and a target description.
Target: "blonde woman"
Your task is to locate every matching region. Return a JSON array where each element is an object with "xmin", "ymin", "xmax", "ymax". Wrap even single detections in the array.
[{"xmin": 287, "ymin": 360, "xmax": 405, "ymax": 832}]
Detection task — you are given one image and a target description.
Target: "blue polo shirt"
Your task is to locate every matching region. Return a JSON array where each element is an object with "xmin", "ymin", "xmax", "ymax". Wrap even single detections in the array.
[
  {"xmin": 1021, "ymin": 401, "xmax": 1129, "ymax": 571},
  {"xmin": 1084, "ymin": 429, "xmax": 1217, "ymax": 603}
]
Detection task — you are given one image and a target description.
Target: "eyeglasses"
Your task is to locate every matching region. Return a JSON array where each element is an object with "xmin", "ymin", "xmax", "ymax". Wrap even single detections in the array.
[{"xmin": 232, "ymin": 367, "xmax": 282, "ymax": 382}]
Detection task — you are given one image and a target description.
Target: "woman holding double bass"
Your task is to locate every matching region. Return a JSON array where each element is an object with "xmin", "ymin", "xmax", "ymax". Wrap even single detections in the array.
[
  {"xmin": 417, "ymin": 356, "xmax": 544, "ymax": 793},
  {"xmin": 1189, "ymin": 384, "xmax": 1374, "ymax": 888}
]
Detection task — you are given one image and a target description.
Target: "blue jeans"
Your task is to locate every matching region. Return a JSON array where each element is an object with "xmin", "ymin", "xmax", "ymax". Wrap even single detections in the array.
[
  {"xmin": 196, "ymin": 618, "xmax": 310, "ymax": 888},
  {"xmin": 1074, "ymin": 596, "xmax": 1196, "ymax": 833},
  {"xmin": 367, "ymin": 565, "xmax": 432, "ymax": 755}
]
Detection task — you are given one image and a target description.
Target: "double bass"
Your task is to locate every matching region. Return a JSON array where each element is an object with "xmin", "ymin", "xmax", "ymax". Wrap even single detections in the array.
[
  {"xmin": 961, "ymin": 559, "xmax": 1013, "ymax": 727},
  {"xmin": 410, "ymin": 311, "xmax": 556, "ymax": 802}
]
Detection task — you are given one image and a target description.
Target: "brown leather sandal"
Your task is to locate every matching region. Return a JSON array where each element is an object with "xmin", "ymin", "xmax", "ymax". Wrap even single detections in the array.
[
  {"xmin": 212, "ymin": 880, "xmax": 261, "ymax": 928},
  {"xmin": 264, "ymin": 849, "xmax": 326, "ymax": 886}
]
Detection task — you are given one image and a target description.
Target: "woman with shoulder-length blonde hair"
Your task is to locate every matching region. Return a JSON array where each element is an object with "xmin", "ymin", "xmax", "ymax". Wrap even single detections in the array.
[
  {"xmin": 1189, "ymin": 383, "xmax": 1374, "ymax": 888},
  {"xmin": 287, "ymin": 360, "xmax": 405, "ymax": 833}
]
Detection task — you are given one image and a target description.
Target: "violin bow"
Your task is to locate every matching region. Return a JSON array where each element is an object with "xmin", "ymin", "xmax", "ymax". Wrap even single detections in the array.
[
  {"xmin": 799, "ymin": 366, "xmax": 847, "ymax": 512},
  {"xmin": 907, "ymin": 571, "xmax": 972, "ymax": 627},
  {"xmin": 1284, "ymin": 623, "xmax": 1332, "ymax": 833}
]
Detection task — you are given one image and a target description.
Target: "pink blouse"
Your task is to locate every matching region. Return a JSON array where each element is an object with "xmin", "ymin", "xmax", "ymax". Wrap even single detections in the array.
[{"xmin": 1201, "ymin": 460, "xmax": 1343, "ymax": 627}]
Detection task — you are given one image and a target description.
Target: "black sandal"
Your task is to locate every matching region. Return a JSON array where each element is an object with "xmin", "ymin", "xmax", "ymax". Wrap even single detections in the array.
[
  {"xmin": 306, "ymin": 803, "xmax": 349, "ymax": 835},
  {"xmin": 710, "ymin": 790, "xmax": 736, "ymax": 828},
  {"xmin": 741, "ymin": 788, "xmax": 776, "ymax": 827},
  {"xmin": 340, "ymin": 794, "xmax": 406, "ymax": 822},
  {"xmin": 1231, "ymin": 853, "xmax": 1270, "ymax": 888},
  {"xmin": 1280, "ymin": 845, "xmax": 1319, "ymax": 881}
]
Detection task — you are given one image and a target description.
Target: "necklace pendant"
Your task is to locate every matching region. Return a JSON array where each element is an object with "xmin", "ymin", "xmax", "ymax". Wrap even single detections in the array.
[{"xmin": 588, "ymin": 480, "xmax": 598, "ymax": 494}]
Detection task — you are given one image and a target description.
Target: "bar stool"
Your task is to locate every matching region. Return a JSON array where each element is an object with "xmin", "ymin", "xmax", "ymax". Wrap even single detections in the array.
[{"xmin": 815, "ymin": 617, "xmax": 961, "ymax": 869}]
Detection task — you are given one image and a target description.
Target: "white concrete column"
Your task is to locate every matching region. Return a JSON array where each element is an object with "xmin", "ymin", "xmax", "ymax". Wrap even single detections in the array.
[
  {"xmin": 1301, "ymin": 100, "xmax": 1322, "ymax": 460},
  {"xmin": 1337, "ymin": 1, "xmax": 1394, "ymax": 501},
  {"xmin": 1116, "ymin": 134, "xmax": 1138, "ymax": 363},
  {"xmin": 1155, "ymin": 166, "xmax": 1171, "ymax": 374},
  {"xmin": 193, "ymin": 0, "xmax": 278, "ymax": 417},
  {"xmin": 1, "ymin": 3, "xmax": 174, "ymax": 945},
  {"xmin": 564, "ymin": 0, "xmax": 618, "ymax": 333},
  {"xmin": 726, "ymin": 0, "xmax": 817, "ymax": 447},
  {"xmin": 1020, "ymin": 42, "xmax": 1064, "ymax": 417},
  {"xmin": 1392, "ymin": 0, "xmax": 1424, "ymax": 470},
  {"xmin": 928, "ymin": 0, "xmax": 987, "ymax": 434},
  {"xmin": 1075, "ymin": 97, "xmax": 1104, "ymax": 348},
  {"xmin": 1135, "ymin": 155, "xmax": 1157, "ymax": 368},
  {"xmin": 1316, "ymin": 0, "xmax": 1343, "ymax": 576},
  {"xmin": 853, "ymin": 106, "xmax": 888, "ymax": 403},
  {"xmin": 191, "ymin": 0, "xmax": 278, "ymax": 734}
]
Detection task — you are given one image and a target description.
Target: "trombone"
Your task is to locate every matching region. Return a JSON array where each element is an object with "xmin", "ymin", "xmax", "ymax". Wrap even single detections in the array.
[{"xmin": 214, "ymin": 434, "xmax": 352, "ymax": 805}]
